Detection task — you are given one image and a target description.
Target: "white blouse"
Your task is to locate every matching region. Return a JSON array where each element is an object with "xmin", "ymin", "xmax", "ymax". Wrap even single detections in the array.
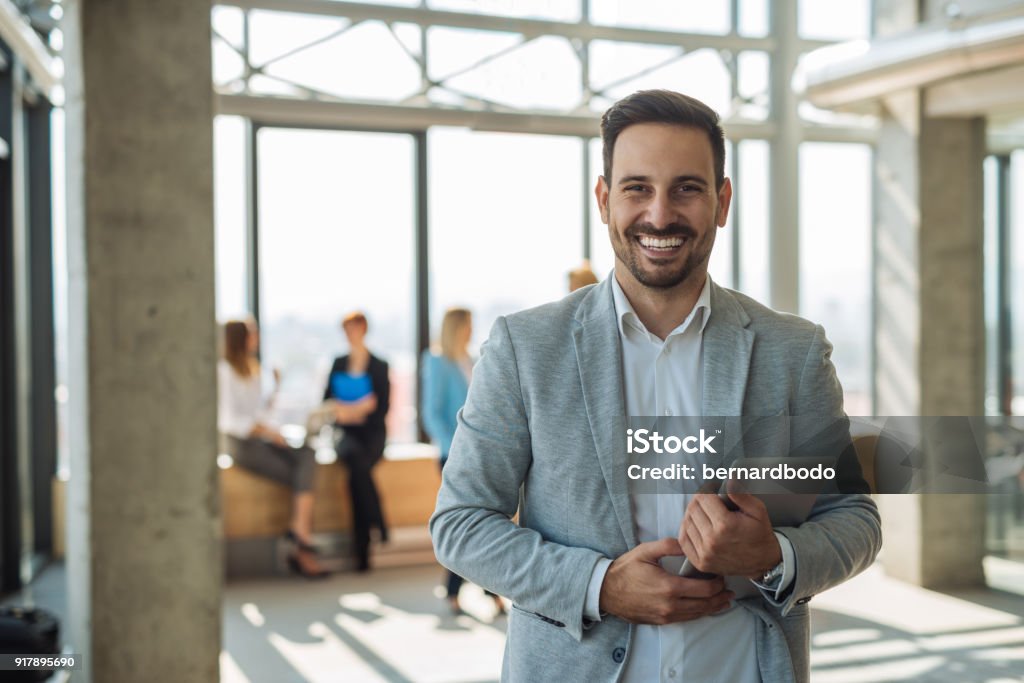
[{"xmin": 217, "ymin": 360, "xmax": 273, "ymax": 439}]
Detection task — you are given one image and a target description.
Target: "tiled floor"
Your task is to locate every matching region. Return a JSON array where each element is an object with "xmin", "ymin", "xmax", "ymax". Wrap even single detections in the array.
[
  {"xmin": 6, "ymin": 558, "xmax": 1024, "ymax": 682},
  {"xmin": 222, "ymin": 565, "xmax": 508, "ymax": 683},
  {"xmin": 220, "ymin": 559, "xmax": 1024, "ymax": 683},
  {"xmin": 807, "ymin": 558, "xmax": 1024, "ymax": 683}
]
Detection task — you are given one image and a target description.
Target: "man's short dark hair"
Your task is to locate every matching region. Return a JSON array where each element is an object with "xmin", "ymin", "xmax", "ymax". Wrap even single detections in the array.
[{"xmin": 600, "ymin": 89, "xmax": 726, "ymax": 189}]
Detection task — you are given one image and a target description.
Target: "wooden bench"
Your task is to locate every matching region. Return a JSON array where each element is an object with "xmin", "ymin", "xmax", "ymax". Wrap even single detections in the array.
[{"xmin": 221, "ymin": 456, "xmax": 442, "ymax": 575}]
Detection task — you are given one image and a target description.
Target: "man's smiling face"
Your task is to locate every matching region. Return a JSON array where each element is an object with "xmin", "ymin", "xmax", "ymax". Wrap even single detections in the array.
[{"xmin": 597, "ymin": 122, "xmax": 731, "ymax": 291}]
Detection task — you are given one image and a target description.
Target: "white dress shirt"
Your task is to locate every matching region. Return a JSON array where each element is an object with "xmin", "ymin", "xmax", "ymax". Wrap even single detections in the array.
[
  {"xmin": 217, "ymin": 360, "xmax": 273, "ymax": 439},
  {"xmin": 582, "ymin": 274, "xmax": 796, "ymax": 682}
]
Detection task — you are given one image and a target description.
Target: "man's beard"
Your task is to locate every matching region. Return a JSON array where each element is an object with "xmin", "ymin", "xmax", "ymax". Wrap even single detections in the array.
[{"xmin": 611, "ymin": 220, "xmax": 716, "ymax": 289}]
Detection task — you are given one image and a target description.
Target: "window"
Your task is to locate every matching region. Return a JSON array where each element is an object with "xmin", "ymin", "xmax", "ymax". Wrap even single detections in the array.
[
  {"xmin": 590, "ymin": 0, "xmax": 730, "ymax": 35},
  {"xmin": 983, "ymin": 156, "xmax": 1000, "ymax": 415},
  {"xmin": 214, "ymin": 116, "xmax": 248, "ymax": 321},
  {"xmin": 256, "ymin": 128, "xmax": 418, "ymax": 443},
  {"xmin": 429, "ymin": 0, "xmax": 581, "ymax": 23},
  {"xmin": 799, "ymin": 142, "xmax": 872, "ymax": 415},
  {"xmin": 428, "ymin": 29, "xmax": 581, "ymax": 111},
  {"xmin": 254, "ymin": 17, "xmax": 422, "ymax": 102},
  {"xmin": 736, "ymin": 140, "xmax": 769, "ymax": 302},
  {"xmin": 429, "ymin": 129, "xmax": 582, "ymax": 350},
  {"xmin": 588, "ymin": 136, "xmax": 613, "ymax": 277},
  {"xmin": 588, "ymin": 44, "xmax": 731, "ymax": 117},
  {"xmin": 1012, "ymin": 150, "xmax": 1024, "ymax": 414},
  {"xmin": 798, "ymin": 0, "xmax": 871, "ymax": 41}
]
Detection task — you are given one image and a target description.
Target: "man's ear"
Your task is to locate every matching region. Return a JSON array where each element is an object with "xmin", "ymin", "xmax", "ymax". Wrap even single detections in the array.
[
  {"xmin": 715, "ymin": 177, "xmax": 733, "ymax": 228},
  {"xmin": 595, "ymin": 176, "xmax": 610, "ymax": 224}
]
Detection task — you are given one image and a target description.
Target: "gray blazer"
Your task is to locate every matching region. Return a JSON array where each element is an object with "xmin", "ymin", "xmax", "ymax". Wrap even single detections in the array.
[{"xmin": 430, "ymin": 277, "xmax": 882, "ymax": 683}]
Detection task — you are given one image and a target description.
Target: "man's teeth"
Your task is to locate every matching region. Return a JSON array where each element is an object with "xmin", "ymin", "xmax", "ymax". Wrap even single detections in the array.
[{"xmin": 638, "ymin": 236, "xmax": 684, "ymax": 249}]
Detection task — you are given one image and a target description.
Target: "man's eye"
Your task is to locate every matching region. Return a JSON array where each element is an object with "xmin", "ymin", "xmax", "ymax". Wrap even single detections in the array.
[{"xmin": 625, "ymin": 185, "xmax": 647, "ymax": 192}]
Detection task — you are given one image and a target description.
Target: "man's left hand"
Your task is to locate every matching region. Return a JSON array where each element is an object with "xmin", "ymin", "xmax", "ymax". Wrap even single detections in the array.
[{"xmin": 678, "ymin": 490, "xmax": 782, "ymax": 580}]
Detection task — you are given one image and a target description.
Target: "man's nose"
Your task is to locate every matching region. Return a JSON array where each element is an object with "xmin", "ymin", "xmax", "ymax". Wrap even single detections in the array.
[{"xmin": 645, "ymin": 192, "xmax": 676, "ymax": 230}]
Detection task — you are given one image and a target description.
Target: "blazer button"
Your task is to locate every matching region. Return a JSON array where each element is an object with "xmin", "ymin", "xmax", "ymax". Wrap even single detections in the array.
[
  {"xmin": 796, "ymin": 597, "xmax": 811, "ymax": 605},
  {"xmin": 612, "ymin": 647, "xmax": 626, "ymax": 663}
]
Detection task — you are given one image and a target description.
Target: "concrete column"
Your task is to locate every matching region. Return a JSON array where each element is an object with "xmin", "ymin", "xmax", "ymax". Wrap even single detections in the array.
[
  {"xmin": 874, "ymin": 0, "xmax": 988, "ymax": 588},
  {"xmin": 63, "ymin": 2, "xmax": 221, "ymax": 681}
]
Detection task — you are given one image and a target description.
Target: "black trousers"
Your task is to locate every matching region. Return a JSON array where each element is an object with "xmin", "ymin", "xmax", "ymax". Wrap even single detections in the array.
[{"xmin": 338, "ymin": 430, "xmax": 387, "ymax": 570}]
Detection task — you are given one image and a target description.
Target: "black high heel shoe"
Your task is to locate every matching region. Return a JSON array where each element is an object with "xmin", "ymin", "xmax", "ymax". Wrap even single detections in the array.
[
  {"xmin": 287, "ymin": 553, "xmax": 330, "ymax": 579},
  {"xmin": 284, "ymin": 529, "xmax": 320, "ymax": 555}
]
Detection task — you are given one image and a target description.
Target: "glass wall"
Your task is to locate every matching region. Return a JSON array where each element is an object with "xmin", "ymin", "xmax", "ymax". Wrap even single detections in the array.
[
  {"xmin": 984, "ymin": 156, "xmax": 1001, "ymax": 416},
  {"xmin": 429, "ymin": 129, "xmax": 583, "ymax": 351},
  {"xmin": 799, "ymin": 142, "xmax": 872, "ymax": 415},
  {"xmin": 214, "ymin": 116, "xmax": 248, "ymax": 321},
  {"xmin": 736, "ymin": 140, "xmax": 770, "ymax": 303},
  {"xmin": 211, "ymin": 0, "xmax": 879, "ymax": 450},
  {"xmin": 798, "ymin": 0, "xmax": 871, "ymax": 41},
  {"xmin": 1012, "ymin": 150, "xmax": 1024, "ymax": 414},
  {"xmin": 256, "ymin": 128, "xmax": 418, "ymax": 444},
  {"xmin": 985, "ymin": 151, "xmax": 1024, "ymax": 561}
]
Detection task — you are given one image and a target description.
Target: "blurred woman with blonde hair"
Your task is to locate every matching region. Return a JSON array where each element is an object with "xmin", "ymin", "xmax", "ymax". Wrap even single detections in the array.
[{"xmin": 421, "ymin": 307, "xmax": 504, "ymax": 615}]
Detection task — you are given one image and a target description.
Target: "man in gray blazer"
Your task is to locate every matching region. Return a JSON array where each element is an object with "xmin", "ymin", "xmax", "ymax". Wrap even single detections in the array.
[{"xmin": 431, "ymin": 90, "xmax": 881, "ymax": 683}]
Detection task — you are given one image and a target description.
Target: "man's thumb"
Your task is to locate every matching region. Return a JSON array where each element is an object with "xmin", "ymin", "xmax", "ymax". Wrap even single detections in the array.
[{"xmin": 638, "ymin": 537, "xmax": 684, "ymax": 561}]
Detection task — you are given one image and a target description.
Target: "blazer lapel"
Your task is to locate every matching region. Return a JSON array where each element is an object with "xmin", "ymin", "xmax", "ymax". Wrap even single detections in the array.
[
  {"xmin": 703, "ymin": 283, "xmax": 755, "ymax": 455},
  {"xmin": 572, "ymin": 280, "xmax": 637, "ymax": 548}
]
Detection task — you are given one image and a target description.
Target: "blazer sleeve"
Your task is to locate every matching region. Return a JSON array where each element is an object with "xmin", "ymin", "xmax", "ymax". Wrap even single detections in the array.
[
  {"xmin": 762, "ymin": 324, "xmax": 883, "ymax": 614},
  {"xmin": 323, "ymin": 357, "xmax": 342, "ymax": 402},
  {"xmin": 374, "ymin": 357, "xmax": 390, "ymax": 418},
  {"xmin": 420, "ymin": 353, "xmax": 448, "ymax": 446},
  {"xmin": 430, "ymin": 317, "xmax": 604, "ymax": 641}
]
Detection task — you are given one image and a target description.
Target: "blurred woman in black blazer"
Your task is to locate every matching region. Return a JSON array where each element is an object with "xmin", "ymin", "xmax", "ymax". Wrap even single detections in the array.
[{"xmin": 324, "ymin": 311, "xmax": 389, "ymax": 572}]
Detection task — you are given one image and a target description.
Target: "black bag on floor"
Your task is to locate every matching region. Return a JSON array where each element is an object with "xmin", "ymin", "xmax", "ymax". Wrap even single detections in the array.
[{"xmin": 0, "ymin": 606, "xmax": 60, "ymax": 682}]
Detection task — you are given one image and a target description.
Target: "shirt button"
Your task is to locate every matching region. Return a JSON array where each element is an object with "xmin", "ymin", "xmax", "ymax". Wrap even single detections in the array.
[
  {"xmin": 668, "ymin": 668, "xmax": 677, "ymax": 678},
  {"xmin": 664, "ymin": 409, "xmax": 672, "ymax": 416}
]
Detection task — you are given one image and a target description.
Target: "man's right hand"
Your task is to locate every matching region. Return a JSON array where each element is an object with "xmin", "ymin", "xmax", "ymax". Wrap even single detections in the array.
[{"xmin": 599, "ymin": 537, "xmax": 734, "ymax": 625}]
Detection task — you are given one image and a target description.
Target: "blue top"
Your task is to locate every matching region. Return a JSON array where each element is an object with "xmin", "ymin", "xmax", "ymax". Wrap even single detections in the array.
[
  {"xmin": 329, "ymin": 371, "xmax": 373, "ymax": 403},
  {"xmin": 420, "ymin": 351, "xmax": 471, "ymax": 459}
]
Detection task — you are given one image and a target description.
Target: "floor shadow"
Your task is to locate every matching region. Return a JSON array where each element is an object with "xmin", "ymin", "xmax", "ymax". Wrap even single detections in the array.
[
  {"xmin": 810, "ymin": 605, "xmax": 1024, "ymax": 682},
  {"xmin": 942, "ymin": 585, "xmax": 1024, "ymax": 617},
  {"xmin": 224, "ymin": 566, "xmax": 506, "ymax": 682}
]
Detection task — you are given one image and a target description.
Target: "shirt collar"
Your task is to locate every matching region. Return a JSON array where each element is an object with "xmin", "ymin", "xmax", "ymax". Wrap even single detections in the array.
[{"xmin": 610, "ymin": 271, "xmax": 712, "ymax": 341}]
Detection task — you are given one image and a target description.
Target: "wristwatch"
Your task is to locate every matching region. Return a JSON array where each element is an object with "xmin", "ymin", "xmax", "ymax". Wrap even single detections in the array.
[{"xmin": 761, "ymin": 560, "xmax": 785, "ymax": 585}]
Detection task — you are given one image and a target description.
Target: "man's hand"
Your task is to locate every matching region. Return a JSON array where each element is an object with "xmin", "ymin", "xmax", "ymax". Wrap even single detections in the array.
[
  {"xmin": 679, "ymin": 490, "xmax": 782, "ymax": 580},
  {"xmin": 599, "ymin": 538, "xmax": 734, "ymax": 625}
]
